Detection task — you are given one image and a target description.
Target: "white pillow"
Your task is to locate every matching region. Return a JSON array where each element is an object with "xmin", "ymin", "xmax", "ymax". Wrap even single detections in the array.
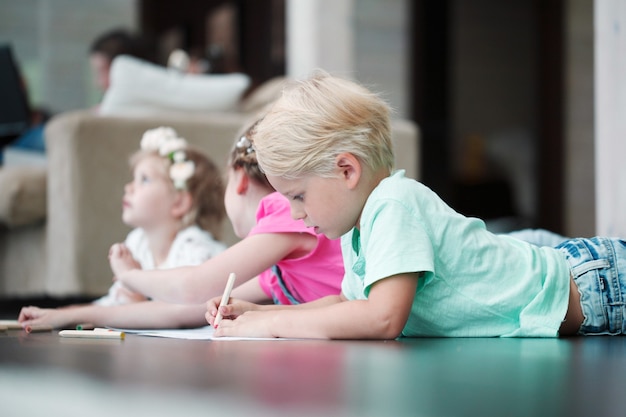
[{"xmin": 99, "ymin": 55, "xmax": 251, "ymax": 116}]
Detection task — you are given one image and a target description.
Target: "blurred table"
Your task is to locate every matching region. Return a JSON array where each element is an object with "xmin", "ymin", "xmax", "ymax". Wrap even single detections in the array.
[{"xmin": 1, "ymin": 329, "xmax": 624, "ymax": 417}]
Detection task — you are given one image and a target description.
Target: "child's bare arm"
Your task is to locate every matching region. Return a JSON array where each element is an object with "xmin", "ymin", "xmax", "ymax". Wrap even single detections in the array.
[
  {"xmin": 229, "ymin": 277, "xmax": 270, "ymax": 304},
  {"xmin": 112, "ymin": 283, "xmax": 149, "ymax": 303},
  {"xmin": 117, "ymin": 232, "xmax": 316, "ymax": 304},
  {"xmin": 18, "ymin": 301, "xmax": 208, "ymax": 329},
  {"xmin": 214, "ymin": 273, "xmax": 420, "ymax": 340}
]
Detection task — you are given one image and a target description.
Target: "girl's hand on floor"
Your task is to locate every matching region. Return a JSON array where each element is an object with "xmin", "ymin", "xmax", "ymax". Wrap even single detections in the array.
[{"xmin": 18, "ymin": 306, "xmax": 67, "ymax": 329}]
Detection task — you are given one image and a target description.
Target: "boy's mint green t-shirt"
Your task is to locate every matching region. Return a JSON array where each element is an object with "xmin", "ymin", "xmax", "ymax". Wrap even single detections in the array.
[{"xmin": 340, "ymin": 170, "xmax": 571, "ymax": 337}]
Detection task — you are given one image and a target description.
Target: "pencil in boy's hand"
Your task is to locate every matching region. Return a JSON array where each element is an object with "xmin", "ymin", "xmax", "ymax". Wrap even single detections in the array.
[{"xmin": 214, "ymin": 272, "xmax": 236, "ymax": 328}]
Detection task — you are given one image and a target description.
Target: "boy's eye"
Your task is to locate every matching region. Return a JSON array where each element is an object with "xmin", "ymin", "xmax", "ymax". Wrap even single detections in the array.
[
  {"xmin": 140, "ymin": 175, "xmax": 151, "ymax": 184},
  {"xmin": 292, "ymin": 194, "xmax": 304, "ymax": 202}
]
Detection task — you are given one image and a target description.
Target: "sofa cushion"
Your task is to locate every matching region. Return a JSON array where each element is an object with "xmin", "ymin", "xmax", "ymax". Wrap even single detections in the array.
[
  {"xmin": 0, "ymin": 166, "xmax": 46, "ymax": 227},
  {"xmin": 99, "ymin": 55, "xmax": 251, "ymax": 116}
]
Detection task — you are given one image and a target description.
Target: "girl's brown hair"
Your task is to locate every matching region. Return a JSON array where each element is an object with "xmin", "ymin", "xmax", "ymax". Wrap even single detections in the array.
[
  {"xmin": 182, "ymin": 147, "xmax": 226, "ymax": 238},
  {"xmin": 227, "ymin": 119, "xmax": 273, "ymax": 190}
]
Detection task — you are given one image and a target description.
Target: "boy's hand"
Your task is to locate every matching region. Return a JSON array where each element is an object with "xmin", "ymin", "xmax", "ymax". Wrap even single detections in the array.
[
  {"xmin": 213, "ymin": 311, "xmax": 278, "ymax": 338},
  {"xmin": 109, "ymin": 242, "xmax": 141, "ymax": 278},
  {"xmin": 205, "ymin": 297, "xmax": 259, "ymax": 327}
]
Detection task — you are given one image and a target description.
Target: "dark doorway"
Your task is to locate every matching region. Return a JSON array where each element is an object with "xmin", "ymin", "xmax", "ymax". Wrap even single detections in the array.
[{"xmin": 410, "ymin": 0, "xmax": 564, "ymax": 233}]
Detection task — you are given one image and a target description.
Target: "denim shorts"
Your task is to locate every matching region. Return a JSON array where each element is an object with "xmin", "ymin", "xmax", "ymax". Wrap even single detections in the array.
[{"xmin": 556, "ymin": 237, "xmax": 626, "ymax": 335}]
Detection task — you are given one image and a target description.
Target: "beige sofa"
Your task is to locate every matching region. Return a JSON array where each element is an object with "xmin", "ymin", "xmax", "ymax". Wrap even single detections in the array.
[{"xmin": 0, "ymin": 110, "xmax": 419, "ymax": 298}]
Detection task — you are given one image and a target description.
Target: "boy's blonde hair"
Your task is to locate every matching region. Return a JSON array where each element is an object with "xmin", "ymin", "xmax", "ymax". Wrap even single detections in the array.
[
  {"xmin": 130, "ymin": 147, "xmax": 226, "ymax": 238},
  {"xmin": 253, "ymin": 71, "xmax": 394, "ymax": 179}
]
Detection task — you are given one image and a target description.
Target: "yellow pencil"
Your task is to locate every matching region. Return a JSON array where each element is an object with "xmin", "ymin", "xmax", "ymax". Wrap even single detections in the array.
[{"xmin": 59, "ymin": 330, "xmax": 125, "ymax": 340}]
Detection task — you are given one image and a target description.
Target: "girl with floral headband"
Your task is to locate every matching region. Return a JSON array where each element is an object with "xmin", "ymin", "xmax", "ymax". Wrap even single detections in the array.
[
  {"xmin": 103, "ymin": 126, "xmax": 227, "ymax": 305},
  {"xmin": 18, "ymin": 127, "xmax": 228, "ymax": 329}
]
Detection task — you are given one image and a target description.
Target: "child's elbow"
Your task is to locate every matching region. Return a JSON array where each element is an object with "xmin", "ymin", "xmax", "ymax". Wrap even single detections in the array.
[
  {"xmin": 381, "ymin": 324, "xmax": 404, "ymax": 340},
  {"xmin": 375, "ymin": 314, "xmax": 406, "ymax": 340}
]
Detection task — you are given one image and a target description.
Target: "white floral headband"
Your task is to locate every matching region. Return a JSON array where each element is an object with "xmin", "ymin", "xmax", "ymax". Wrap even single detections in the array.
[{"xmin": 140, "ymin": 127, "xmax": 195, "ymax": 190}]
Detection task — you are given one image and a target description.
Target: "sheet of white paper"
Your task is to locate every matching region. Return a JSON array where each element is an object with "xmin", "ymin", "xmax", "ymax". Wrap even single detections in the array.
[{"xmin": 110, "ymin": 325, "xmax": 295, "ymax": 341}]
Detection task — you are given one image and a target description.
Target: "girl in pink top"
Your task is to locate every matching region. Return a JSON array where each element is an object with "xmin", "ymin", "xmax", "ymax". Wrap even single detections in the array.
[{"xmin": 252, "ymin": 191, "xmax": 342, "ymax": 304}]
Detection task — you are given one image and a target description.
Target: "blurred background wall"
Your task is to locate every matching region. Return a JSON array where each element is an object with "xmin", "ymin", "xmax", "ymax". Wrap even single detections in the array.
[
  {"xmin": 0, "ymin": 0, "xmax": 604, "ymax": 238},
  {"xmin": 0, "ymin": 0, "xmax": 138, "ymax": 112}
]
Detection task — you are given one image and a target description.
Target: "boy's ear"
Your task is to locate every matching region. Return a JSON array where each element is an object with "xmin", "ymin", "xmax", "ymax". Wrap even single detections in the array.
[
  {"xmin": 171, "ymin": 191, "xmax": 194, "ymax": 219},
  {"xmin": 335, "ymin": 153, "xmax": 361, "ymax": 189}
]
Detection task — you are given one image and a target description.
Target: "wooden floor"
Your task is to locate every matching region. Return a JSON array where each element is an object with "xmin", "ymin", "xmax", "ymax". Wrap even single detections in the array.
[{"xmin": 1, "ymin": 328, "xmax": 625, "ymax": 417}]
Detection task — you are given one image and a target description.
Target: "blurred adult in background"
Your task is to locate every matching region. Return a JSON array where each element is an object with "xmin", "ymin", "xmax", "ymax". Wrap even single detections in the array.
[
  {"xmin": 89, "ymin": 27, "xmax": 157, "ymax": 96},
  {"xmin": 1, "ymin": 28, "xmax": 156, "ymax": 164}
]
